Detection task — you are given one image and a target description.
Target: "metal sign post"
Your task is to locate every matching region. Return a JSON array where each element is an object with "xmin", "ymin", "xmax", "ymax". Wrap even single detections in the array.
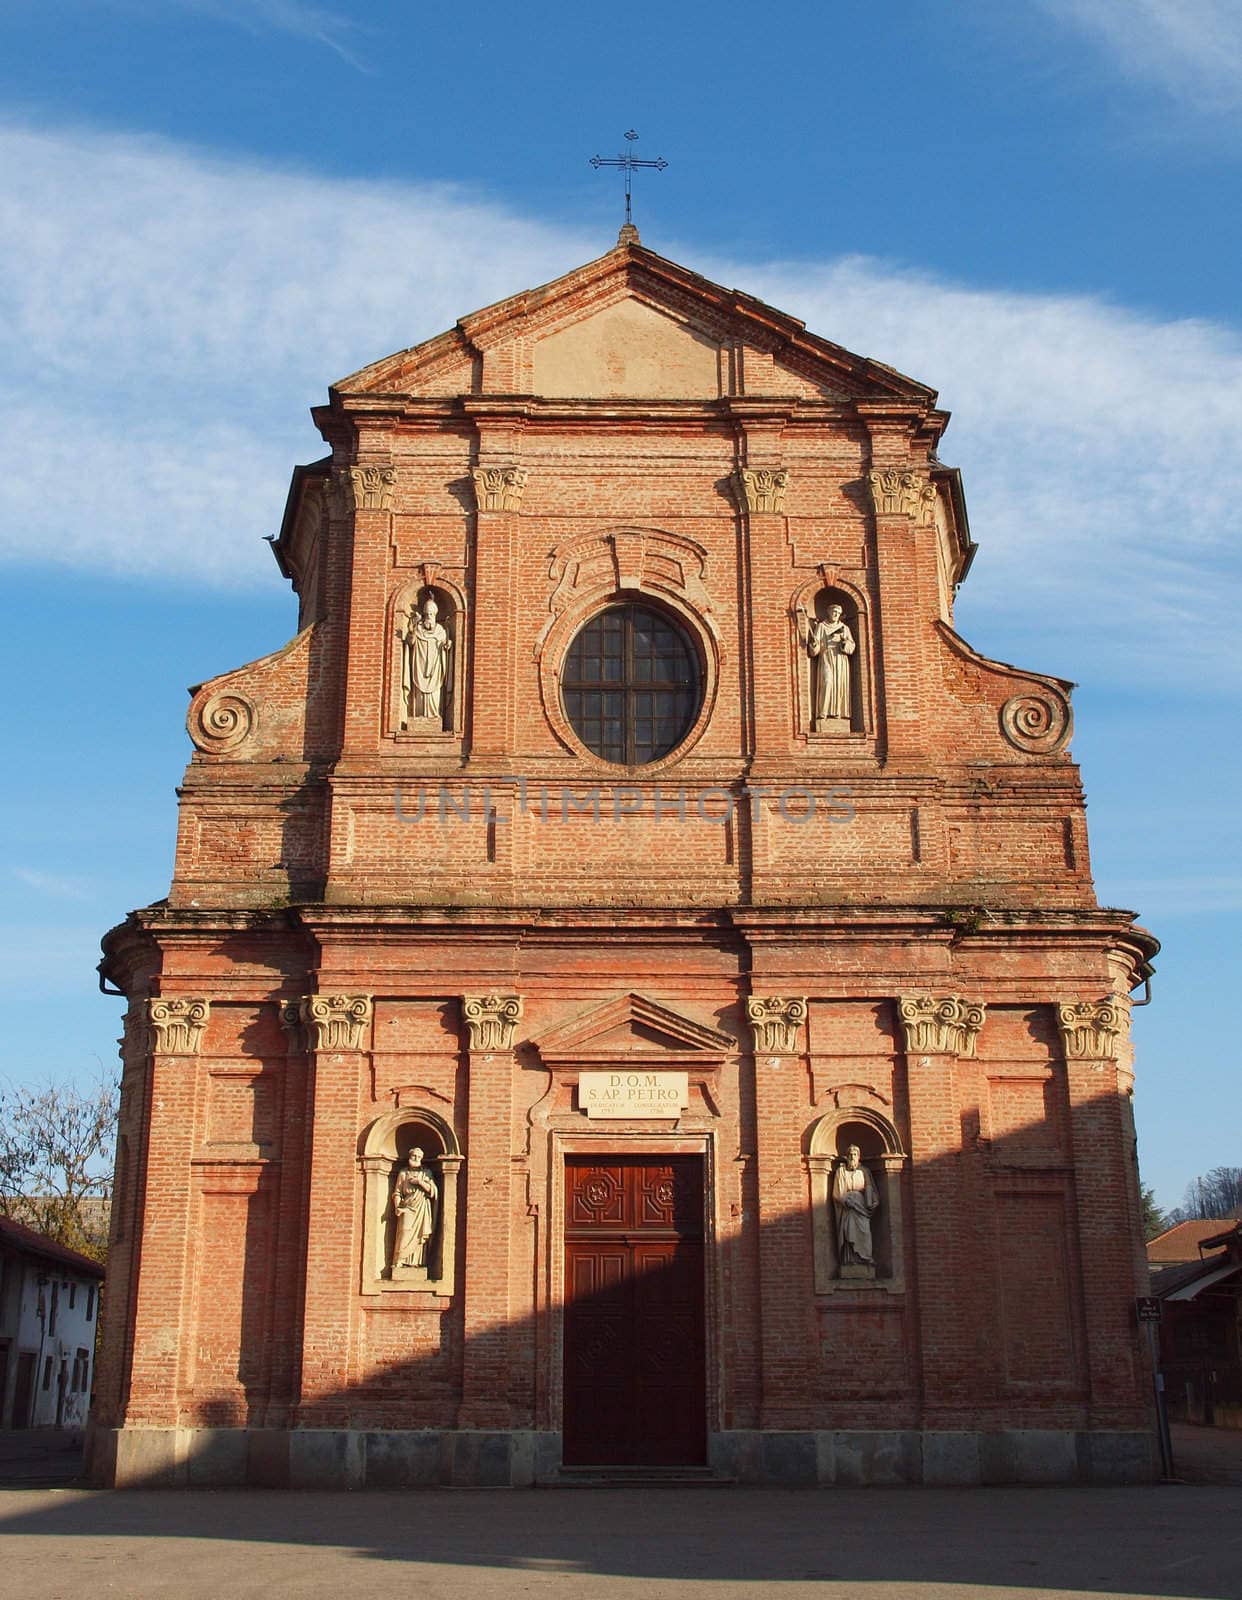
[{"xmin": 1137, "ymin": 1296, "xmax": 1175, "ymax": 1480}]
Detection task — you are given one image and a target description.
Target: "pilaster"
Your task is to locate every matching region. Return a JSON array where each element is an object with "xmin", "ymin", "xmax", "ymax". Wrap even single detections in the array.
[
  {"xmin": 296, "ymin": 992, "xmax": 373, "ymax": 1425},
  {"xmin": 898, "ymin": 994, "xmax": 985, "ymax": 1422},
  {"xmin": 124, "ymin": 997, "xmax": 211, "ymax": 1426},
  {"xmin": 859, "ymin": 409, "xmax": 938, "ymax": 761},
  {"xmin": 746, "ymin": 993, "xmax": 814, "ymax": 1427},
  {"xmin": 730, "ymin": 407, "xmax": 790, "ymax": 761},
  {"xmin": 1057, "ymin": 997, "xmax": 1144, "ymax": 1425},
  {"xmin": 458, "ymin": 994, "xmax": 523, "ymax": 1427},
  {"xmin": 263, "ymin": 1000, "xmax": 312, "ymax": 1427},
  {"xmin": 467, "ymin": 416, "xmax": 526, "ymax": 758},
  {"xmin": 338, "ymin": 458, "xmax": 394, "ymax": 757}
]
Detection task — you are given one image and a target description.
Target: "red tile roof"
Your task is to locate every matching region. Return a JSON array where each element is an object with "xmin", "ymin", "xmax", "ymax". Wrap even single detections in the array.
[
  {"xmin": 1146, "ymin": 1219, "xmax": 1232, "ymax": 1264},
  {"xmin": 0, "ymin": 1215, "xmax": 105, "ymax": 1278}
]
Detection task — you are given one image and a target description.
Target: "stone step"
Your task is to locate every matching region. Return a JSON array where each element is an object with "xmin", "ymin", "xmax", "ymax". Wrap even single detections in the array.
[{"xmin": 540, "ymin": 1465, "xmax": 734, "ymax": 1489}]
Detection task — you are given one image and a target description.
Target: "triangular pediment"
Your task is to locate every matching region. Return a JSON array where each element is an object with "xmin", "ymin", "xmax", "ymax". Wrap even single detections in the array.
[
  {"xmin": 332, "ymin": 240, "xmax": 936, "ymax": 407},
  {"xmin": 531, "ymin": 295, "xmax": 723, "ymax": 398},
  {"xmin": 532, "ymin": 992, "xmax": 735, "ymax": 1066}
]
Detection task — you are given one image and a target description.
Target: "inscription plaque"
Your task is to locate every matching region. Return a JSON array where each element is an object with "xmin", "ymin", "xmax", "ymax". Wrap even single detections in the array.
[{"xmin": 579, "ymin": 1070, "xmax": 689, "ymax": 1119}]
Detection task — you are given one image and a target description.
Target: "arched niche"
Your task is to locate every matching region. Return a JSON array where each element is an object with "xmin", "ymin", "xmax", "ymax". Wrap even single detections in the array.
[
  {"xmin": 359, "ymin": 1107, "xmax": 463, "ymax": 1297},
  {"xmin": 790, "ymin": 577, "xmax": 872, "ymax": 739},
  {"xmin": 386, "ymin": 578, "xmax": 467, "ymax": 741},
  {"xmin": 806, "ymin": 1106, "xmax": 906, "ymax": 1295}
]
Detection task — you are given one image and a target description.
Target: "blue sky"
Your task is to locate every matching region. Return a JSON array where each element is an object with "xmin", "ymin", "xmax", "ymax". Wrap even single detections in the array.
[{"xmin": 1, "ymin": 0, "xmax": 1238, "ymax": 1214}]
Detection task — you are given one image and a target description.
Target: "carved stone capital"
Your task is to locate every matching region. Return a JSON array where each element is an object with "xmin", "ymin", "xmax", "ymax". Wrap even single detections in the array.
[
  {"xmin": 734, "ymin": 466, "xmax": 788, "ymax": 515},
  {"xmin": 898, "ymin": 995, "xmax": 985, "ymax": 1057},
  {"xmin": 148, "ymin": 998, "xmax": 210, "ymax": 1056},
  {"xmin": 1057, "ymin": 1000, "xmax": 1122, "ymax": 1060},
  {"xmin": 348, "ymin": 464, "xmax": 396, "ymax": 512},
  {"xmin": 462, "ymin": 994, "xmax": 523, "ymax": 1051},
  {"xmin": 302, "ymin": 994, "xmax": 373, "ymax": 1052},
  {"xmin": 867, "ymin": 468, "xmax": 936, "ymax": 523},
  {"xmin": 471, "ymin": 465, "xmax": 528, "ymax": 513},
  {"xmin": 747, "ymin": 996, "xmax": 807, "ymax": 1055},
  {"xmin": 278, "ymin": 1000, "xmax": 306, "ymax": 1052}
]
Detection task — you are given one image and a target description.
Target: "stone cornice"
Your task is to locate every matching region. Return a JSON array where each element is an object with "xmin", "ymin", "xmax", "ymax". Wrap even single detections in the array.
[{"xmin": 327, "ymin": 394, "xmax": 879, "ymax": 429}]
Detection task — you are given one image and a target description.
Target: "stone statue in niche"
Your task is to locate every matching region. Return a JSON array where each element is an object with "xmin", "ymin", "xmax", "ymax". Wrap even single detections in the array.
[
  {"xmin": 400, "ymin": 593, "xmax": 452, "ymax": 727},
  {"xmin": 833, "ymin": 1144, "xmax": 879, "ymax": 1279},
  {"xmin": 390, "ymin": 1148, "xmax": 438, "ymax": 1272},
  {"xmin": 798, "ymin": 601, "xmax": 855, "ymax": 732}
]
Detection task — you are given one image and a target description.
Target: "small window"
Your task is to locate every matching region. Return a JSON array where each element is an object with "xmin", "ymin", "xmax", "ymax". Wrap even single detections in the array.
[
  {"xmin": 561, "ymin": 603, "xmax": 701, "ymax": 765},
  {"xmin": 42, "ymin": 1356, "xmax": 52, "ymax": 1391},
  {"xmin": 86, "ymin": 1286, "xmax": 95, "ymax": 1322},
  {"xmin": 48, "ymin": 1284, "xmax": 58, "ymax": 1337},
  {"xmin": 68, "ymin": 1283, "xmax": 76, "ymax": 1310}
]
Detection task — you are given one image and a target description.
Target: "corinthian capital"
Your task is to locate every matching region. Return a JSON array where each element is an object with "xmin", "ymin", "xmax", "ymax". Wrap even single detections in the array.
[
  {"xmin": 898, "ymin": 995, "xmax": 985, "ymax": 1057},
  {"xmin": 348, "ymin": 464, "xmax": 396, "ymax": 512},
  {"xmin": 746, "ymin": 996, "xmax": 807, "ymax": 1055},
  {"xmin": 148, "ymin": 998, "xmax": 210, "ymax": 1056},
  {"xmin": 303, "ymin": 994, "xmax": 373, "ymax": 1051},
  {"xmin": 462, "ymin": 994, "xmax": 523, "ymax": 1051},
  {"xmin": 471, "ymin": 465, "xmax": 528, "ymax": 512},
  {"xmin": 1057, "ymin": 1000, "xmax": 1122, "ymax": 1060},
  {"xmin": 867, "ymin": 468, "xmax": 936, "ymax": 523},
  {"xmin": 734, "ymin": 466, "xmax": 789, "ymax": 515}
]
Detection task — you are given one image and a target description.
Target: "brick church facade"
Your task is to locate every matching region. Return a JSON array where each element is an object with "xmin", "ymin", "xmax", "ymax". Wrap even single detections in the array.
[{"xmin": 91, "ymin": 234, "xmax": 1159, "ymax": 1487}]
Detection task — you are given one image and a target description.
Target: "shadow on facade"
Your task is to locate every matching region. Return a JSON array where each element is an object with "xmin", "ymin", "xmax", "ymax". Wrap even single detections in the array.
[
  {"xmin": 0, "ymin": 1089, "xmax": 1208, "ymax": 1592},
  {"xmin": 83, "ymin": 1081, "xmax": 1161, "ymax": 1491}
]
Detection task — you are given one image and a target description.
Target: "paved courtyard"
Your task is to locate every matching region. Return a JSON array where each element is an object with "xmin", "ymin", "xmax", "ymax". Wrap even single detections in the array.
[
  {"xmin": 0, "ymin": 1479, "xmax": 1239, "ymax": 1600},
  {"xmin": 0, "ymin": 1425, "xmax": 1239, "ymax": 1600}
]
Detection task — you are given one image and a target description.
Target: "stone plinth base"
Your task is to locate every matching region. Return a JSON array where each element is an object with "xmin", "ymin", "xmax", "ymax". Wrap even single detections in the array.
[
  {"xmin": 86, "ymin": 1425, "xmax": 1158, "ymax": 1488},
  {"xmin": 86, "ymin": 1425, "xmax": 563, "ymax": 1489},
  {"xmin": 709, "ymin": 1428, "xmax": 1158, "ymax": 1486}
]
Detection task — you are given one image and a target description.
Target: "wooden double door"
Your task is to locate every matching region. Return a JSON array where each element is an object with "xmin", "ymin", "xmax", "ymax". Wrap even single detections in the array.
[{"xmin": 563, "ymin": 1155, "xmax": 706, "ymax": 1466}]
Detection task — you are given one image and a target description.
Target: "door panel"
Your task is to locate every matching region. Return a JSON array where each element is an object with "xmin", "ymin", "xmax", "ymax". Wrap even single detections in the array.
[
  {"xmin": 563, "ymin": 1157, "xmax": 706, "ymax": 1466},
  {"xmin": 11, "ymin": 1352, "xmax": 35, "ymax": 1429}
]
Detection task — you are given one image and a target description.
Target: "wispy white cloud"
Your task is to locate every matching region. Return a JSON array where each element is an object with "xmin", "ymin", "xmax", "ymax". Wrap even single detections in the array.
[
  {"xmin": 1034, "ymin": 0, "xmax": 1242, "ymax": 117},
  {"xmin": 101, "ymin": 0, "xmax": 370, "ymax": 69},
  {"xmin": 1, "ymin": 121, "xmax": 1239, "ymax": 692},
  {"xmin": 186, "ymin": 0, "xmax": 368, "ymax": 69},
  {"xmin": 720, "ymin": 254, "xmax": 1242, "ymax": 687},
  {"xmin": 10, "ymin": 867, "xmax": 90, "ymax": 901}
]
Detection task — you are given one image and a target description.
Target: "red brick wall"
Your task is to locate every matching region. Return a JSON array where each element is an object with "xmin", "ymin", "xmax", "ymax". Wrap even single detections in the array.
[{"xmin": 97, "ymin": 241, "xmax": 1156, "ymax": 1446}]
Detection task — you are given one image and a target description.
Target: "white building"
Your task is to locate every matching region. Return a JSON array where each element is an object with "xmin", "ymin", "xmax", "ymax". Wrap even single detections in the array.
[{"xmin": 0, "ymin": 1217, "xmax": 104, "ymax": 1429}]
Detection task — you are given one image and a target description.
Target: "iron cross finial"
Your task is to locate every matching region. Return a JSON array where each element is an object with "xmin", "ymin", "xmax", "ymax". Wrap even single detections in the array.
[{"xmin": 590, "ymin": 129, "xmax": 667, "ymax": 239}]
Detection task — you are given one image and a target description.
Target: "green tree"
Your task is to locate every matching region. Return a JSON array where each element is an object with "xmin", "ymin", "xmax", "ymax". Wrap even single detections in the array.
[
  {"xmin": 0, "ymin": 1075, "xmax": 118, "ymax": 1264},
  {"xmin": 1140, "ymin": 1184, "xmax": 1167, "ymax": 1242}
]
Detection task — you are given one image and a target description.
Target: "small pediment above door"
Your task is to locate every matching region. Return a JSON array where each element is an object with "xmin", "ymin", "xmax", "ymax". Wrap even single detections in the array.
[{"xmin": 532, "ymin": 992, "xmax": 735, "ymax": 1068}]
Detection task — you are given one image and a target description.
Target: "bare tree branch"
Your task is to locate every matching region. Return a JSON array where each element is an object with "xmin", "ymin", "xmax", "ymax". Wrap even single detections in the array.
[{"xmin": 0, "ymin": 1074, "xmax": 118, "ymax": 1263}]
